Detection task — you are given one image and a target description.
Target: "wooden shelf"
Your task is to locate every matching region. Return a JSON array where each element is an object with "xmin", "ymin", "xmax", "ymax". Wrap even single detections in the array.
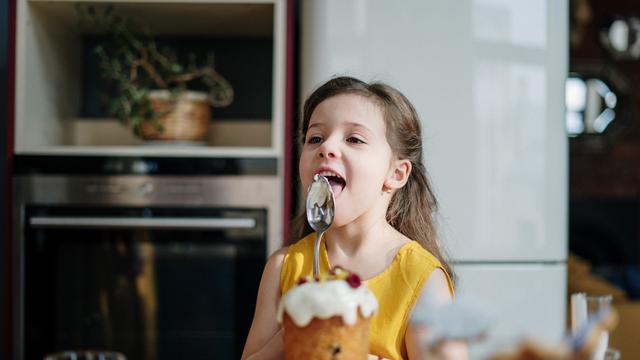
[
  {"xmin": 18, "ymin": 146, "xmax": 279, "ymax": 158},
  {"xmin": 15, "ymin": 0, "xmax": 286, "ymax": 156},
  {"xmin": 26, "ymin": 1, "xmax": 275, "ymax": 37}
]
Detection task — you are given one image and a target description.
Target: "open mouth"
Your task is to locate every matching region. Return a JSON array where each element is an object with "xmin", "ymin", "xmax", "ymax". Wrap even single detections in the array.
[{"xmin": 317, "ymin": 170, "xmax": 346, "ymax": 197}]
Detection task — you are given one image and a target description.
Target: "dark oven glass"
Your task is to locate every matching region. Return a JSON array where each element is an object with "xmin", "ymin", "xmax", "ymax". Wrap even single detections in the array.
[{"xmin": 24, "ymin": 206, "xmax": 266, "ymax": 360}]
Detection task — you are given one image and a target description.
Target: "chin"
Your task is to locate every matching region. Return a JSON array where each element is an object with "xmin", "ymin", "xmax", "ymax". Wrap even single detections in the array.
[{"xmin": 330, "ymin": 212, "xmax": 355, "ymax": 229}]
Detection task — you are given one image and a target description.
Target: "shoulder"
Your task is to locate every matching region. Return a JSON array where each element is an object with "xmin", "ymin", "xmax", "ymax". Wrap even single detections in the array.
[
  {"xmin": 258, "ymin": 246, "xmax": 289, "ymax": 305},
  {"xmin": 399, "ymin": 241, "xmax": 443, "ymax": 270},
  {"xmin": 397, "ymin": 242, "xmax": 453, "ymax": 294},
  {"xmin": 260, "ymin": 246, "xmax": 289, "ymax": 291},
  {"xmin": 266, "ymin": 246, "xmax": 288, "ymax": 272},
  {"xmin": 422, "ymin": 267, "xmax": 453, "ymax": 300}
]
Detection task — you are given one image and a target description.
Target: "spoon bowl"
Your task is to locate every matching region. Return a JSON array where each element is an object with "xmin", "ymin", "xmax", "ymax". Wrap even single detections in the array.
[{"xmin": 305, "ymin": 174, "xmax": 335, "ymax": 277}]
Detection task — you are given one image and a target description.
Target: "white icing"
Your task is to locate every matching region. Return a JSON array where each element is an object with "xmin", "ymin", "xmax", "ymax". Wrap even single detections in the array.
[
  {"xmin": 368, "ymin": 355, "xmax": 389, "ymax": 360},
  {"xmin": 277, "ymin": 280, "xmax": 378, "ymax": 327}
]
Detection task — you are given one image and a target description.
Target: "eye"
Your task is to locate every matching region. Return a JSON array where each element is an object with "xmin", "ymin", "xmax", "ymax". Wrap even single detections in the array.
[
  {"xmin": 347, "ymin": 136, "xmax": 365, "ymax": 144},
  {"xmin": 306, "ymin": 135, "xmax": 322, "ymax": 144}
]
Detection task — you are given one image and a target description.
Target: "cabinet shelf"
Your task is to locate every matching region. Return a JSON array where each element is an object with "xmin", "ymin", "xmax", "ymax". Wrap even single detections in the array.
[
  {"xmin": 24, "ymin": 1, "xmax": 275, "ymax": 37},
  {"xmin": 18, "ymin": 146, "xmax": 280, "ymax": 158},
  {"xmin": 15, "ymin": 0, "xmax": 286, "ymax": 156}
]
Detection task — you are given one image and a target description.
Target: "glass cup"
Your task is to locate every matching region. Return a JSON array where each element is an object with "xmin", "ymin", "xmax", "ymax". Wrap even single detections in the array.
[
  {"xmin": 587, "ymin": 295, "xmax": 612, "ymax": 360},
  {"xmin": 604, "ymin": 348, "xmax": 621, "ymax": 360},
  {"xmin": 570, "ymin": 293, "xmax": 613, "ymax": 360},
  {"xmin": 44, "ymin": 351, "xmax": 127, "ymax": 360}
]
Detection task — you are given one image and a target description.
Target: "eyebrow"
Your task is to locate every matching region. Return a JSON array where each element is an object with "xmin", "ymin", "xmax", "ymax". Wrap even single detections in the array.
[
  {"xmin": 345, "ymin": 122, "xmax": 374, "ymax": 135},
  {"xmin": 307, "ymin": 121, "xmax": 374, "ymax": 135},
  {"xmin": 307, "ymin": 123, "xmax": 324, "ymax": 131}
]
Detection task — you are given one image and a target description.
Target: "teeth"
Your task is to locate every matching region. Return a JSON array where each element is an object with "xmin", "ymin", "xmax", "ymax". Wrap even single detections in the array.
[{"xmin": 318, "ymin": 170, "xmax": 342, "ymax": 179}]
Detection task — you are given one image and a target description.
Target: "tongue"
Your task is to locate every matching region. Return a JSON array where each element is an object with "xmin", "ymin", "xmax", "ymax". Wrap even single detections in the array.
[{"xmin": 328, "ymin": 179, "xmax": 344, "ymax": 197}]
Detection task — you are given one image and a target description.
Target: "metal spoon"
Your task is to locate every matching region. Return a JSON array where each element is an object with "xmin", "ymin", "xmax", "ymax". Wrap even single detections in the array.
[{"xmin": 306, "ymin": 174, "xmax": 335, "ymax": 277}]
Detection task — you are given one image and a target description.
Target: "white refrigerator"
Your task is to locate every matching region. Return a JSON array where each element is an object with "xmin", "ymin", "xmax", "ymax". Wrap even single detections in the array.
[{"xmin": 300, "ymin": 0, "xmax": 568, "ymax": 357}]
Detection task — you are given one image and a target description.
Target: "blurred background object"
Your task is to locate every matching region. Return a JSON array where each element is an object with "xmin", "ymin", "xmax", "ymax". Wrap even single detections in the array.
[
  {"xmin": 1, "ymin": 0, "xmax": 10, "ymax": 359},
  {"xmin": 599, "ymin": 16, "xmax": 640, "ymax": 60},
  {"xmin": 409, "ymin": 295, "xmax": 494, "ymax": 360},
  {"xmin": 44, "ymin": 350, "xmax": 127, "ymax": 360},
  {"xmin": 569, "ymin": 0, "xmax": 640, "ymax": 358}
]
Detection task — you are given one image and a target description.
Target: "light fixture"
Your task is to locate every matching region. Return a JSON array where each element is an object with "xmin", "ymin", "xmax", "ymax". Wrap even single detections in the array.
[
  {"xmin": 565, "ymin": 75, "xmax": 618, "ymax": 137},
  {"xmin": 600, "ymin": 17, "xmax": 640, "ymax": 60}
]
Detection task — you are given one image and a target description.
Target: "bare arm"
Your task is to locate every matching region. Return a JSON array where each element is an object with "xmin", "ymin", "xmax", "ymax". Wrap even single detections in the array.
[
  {"xmin": 406, "ymin": 268, "xmax": 468, "ymax": 360},
  {"xmin": 240, "ymin": 247, "xmax": 288, "ymax": 360}
]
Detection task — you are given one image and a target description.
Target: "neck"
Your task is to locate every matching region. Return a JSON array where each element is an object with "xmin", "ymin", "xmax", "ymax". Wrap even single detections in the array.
[
  {"xmin": 325, "ymin": 214, "xmax": 393, "ymax": 257},
  {"xmin": 323, "ymin": 192, "xmax": 397, "ymax": 256}
]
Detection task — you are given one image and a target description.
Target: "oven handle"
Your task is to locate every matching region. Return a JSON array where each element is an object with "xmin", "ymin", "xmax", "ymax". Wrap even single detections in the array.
[{"xmin": 29, "ymin": 216, "xmax": 257, "ymax": 230}]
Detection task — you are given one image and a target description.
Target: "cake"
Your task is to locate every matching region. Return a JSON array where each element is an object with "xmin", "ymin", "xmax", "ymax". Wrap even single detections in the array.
[{"xmin": 277, "ymin": 267, "xmax": 378, "ymax": 360}]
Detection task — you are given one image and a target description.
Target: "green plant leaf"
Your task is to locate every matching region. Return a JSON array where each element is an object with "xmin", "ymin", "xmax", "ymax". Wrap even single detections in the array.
[
  {"xmin": 78, "ymin": 3, "xmax": 234, "ymax": 139},
  {"xmin": 170, "ymin": 87, "xmax": 181, "ymax": 98}
]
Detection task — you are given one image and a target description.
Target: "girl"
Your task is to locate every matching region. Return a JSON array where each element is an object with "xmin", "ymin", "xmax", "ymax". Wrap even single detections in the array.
[{"xmin": 241, "ymin": 76, "xmax": 455, "ymax": 360}]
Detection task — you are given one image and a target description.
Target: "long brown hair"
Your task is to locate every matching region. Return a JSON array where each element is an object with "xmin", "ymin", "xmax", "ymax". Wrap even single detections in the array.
[{"xmin": 290, "ymin": 76, "xmax": 454, "ymax": 281}]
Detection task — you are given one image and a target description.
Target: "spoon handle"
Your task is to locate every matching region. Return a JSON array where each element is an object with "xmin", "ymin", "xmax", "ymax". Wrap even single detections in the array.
[{"xmin": 313, "ymin": 231, "xmax": 324, "ymax": 277}]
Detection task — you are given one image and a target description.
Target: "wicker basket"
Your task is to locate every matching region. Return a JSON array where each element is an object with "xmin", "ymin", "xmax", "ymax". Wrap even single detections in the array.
[{"xmin": 139, "ymin": 90, "xmax": 211, "ymax": 141}]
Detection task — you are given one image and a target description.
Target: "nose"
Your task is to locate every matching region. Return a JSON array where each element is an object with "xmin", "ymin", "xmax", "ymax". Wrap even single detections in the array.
[{"xmin": 318, "ymin": 138, "xmax": 340, "ymax": 159}]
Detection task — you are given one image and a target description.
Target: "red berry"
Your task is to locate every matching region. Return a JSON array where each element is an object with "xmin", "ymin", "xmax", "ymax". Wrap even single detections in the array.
[
  {"xmin": 297, "ymin": 277, "xmax": 308, "ymax": 285},
  {"xmin": 346, "ymin": 273, "xmax": 361, "ymax": 288}
]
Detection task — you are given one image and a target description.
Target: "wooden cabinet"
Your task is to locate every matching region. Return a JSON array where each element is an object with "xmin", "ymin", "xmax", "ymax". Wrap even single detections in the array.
[{"xmin": 14, "ymin": 0, "xmax": 288, "ymax": 158}]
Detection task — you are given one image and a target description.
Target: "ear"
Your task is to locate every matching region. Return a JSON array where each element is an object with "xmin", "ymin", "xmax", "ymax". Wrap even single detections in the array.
[{"xmin": 384, "ymin": 159, "xmax": 412, "ymax": 192}]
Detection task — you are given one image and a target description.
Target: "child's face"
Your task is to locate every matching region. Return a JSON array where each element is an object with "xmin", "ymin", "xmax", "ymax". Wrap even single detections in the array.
[{"xmin": 300, "ymin": 94, "xmax": 396, "ymax": 228}]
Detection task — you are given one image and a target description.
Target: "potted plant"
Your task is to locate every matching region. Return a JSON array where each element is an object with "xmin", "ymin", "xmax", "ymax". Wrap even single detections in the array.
[{"xmin": 78, "ymin": 5, "xmax": 234, "ymax": 142}]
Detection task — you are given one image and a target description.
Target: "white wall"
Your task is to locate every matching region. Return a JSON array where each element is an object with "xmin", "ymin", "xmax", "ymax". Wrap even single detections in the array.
[
  {"xmin": 301, "ymin": 0, "xmax": 568, "ymax": 356},
  {"xmin": 301, "ymin": 0, "xmax": 567, "ymax": 262}
]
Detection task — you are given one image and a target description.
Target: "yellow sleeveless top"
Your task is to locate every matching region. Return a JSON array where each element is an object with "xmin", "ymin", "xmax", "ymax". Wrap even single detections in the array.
[{"xmin": 279, "ymin": 233, "xmax": 453, "ymax": 360}]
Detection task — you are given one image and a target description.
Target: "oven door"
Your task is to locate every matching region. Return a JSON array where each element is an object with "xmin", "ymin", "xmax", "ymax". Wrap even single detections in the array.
[{"xmin": 22, "ymin": 205, "xmax": 265, "ymax": 360}]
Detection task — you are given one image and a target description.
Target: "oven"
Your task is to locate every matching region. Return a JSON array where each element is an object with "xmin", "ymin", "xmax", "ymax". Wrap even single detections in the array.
[{"xmin": 12, "ymin": 156, "xmax": 281, "ymax": 360}]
